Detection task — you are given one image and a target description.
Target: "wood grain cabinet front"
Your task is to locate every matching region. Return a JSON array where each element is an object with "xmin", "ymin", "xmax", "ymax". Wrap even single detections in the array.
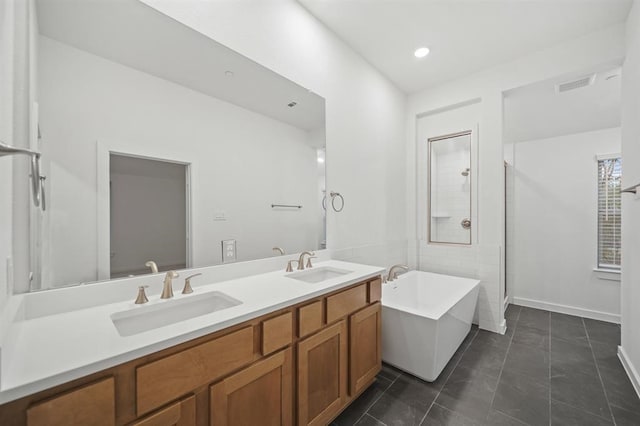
[
  {"xmin": 210, "ymin": 348, "xmax": 293, "ymax": 426},
  {"xmin": 131, "ymin": 395, "xmax": 195, "ymax": 426},
  {"xmin": 26, "ymin": 377, "xmax": 115, "ymax": 426},
  {"xmin": 297, "ymin": 320, "xmax": 348, "ymax": 426},
  {"xmin": 349, "ymin": 303, "xmax": 382, "ymax": 396}
]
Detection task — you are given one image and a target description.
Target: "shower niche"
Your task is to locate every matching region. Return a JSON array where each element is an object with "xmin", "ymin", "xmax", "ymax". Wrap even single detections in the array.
[{"xmin": 428, "ymin": 131, "xmax": 472, "ymax": 245}]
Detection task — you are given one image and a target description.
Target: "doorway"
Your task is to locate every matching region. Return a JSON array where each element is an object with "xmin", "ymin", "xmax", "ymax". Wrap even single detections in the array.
[{"xmin": 109, "ymin": 154, "xmax": 189, "ymax": 278}]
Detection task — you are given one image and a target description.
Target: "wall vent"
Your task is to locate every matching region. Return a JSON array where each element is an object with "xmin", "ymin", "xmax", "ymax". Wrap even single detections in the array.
[{"xmin": 555, "ymin": 74, "xmax": 596, "ymax": 93}]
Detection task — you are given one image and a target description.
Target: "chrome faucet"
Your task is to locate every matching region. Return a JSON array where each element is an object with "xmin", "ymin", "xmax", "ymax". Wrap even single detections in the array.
[
  {"xmin": 161, "ymin": 271, "xmax": 179, "ymax": 299},
  {"xmin": 145, "ymin": 260, "xmax": 158, "ymax": 274},
  {"xmin": 297, "ymin": 251, "xmax": 315, "ymax": 270},
  {"xmin": 272, "ymin": 247, "xmax": 285, "ymax": 255},
  {"xmin": 386, "ymin": 264, "xmax": 409, "ymax": 282}
]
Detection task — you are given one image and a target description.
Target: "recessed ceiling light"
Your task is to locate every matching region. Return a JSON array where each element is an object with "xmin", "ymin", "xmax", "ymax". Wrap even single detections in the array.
[
  {"xmin": 414, "ymin": 47, "xmax": 430, "ymax": 58},
  {"xmin": 287, "ymin": 101, "xmax": 297, "ymax": 108}
]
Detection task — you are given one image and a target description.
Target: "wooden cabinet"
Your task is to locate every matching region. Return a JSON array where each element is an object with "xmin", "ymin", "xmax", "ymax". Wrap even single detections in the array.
[
  {"xmin": 297, "ymin": 320, "xmax": 348, "ymax": 426},
  {"xmin": 136, "ymin": 326, "xmax": 254, "ymax": 416},
  {"xmin": 349, "ymin": 303, "xmax": 382, "ymax": 396},
  {"xmin": 131, "ymin": 396, "xmax": 195, "ymax": 426},
  {"xmin": 26, "ymin": 377, "xmax": 115, "ymax": 426},
  {"xmin": 3, "ymin": 276, "xmax": 382, "ymax": 426},
  {"xmin": 210, "ymin": 348, "xmax": 292, "ymax": 426}
]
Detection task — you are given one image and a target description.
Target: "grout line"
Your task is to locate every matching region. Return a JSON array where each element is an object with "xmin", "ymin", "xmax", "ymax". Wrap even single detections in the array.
[
  {"xmin": 583, "ymin": 316, "xmax": 618, "ymax": 425},
  {"xmin": 416, "ymin": 326, "xmax": 480, "ymax": 426},
  {"xmin": 353, "ymin": 369, "xmax": 398, "ymax": 426},
  {"xmin": 488, "ymin": 305, "xmax": 519, "ymax": 413}
]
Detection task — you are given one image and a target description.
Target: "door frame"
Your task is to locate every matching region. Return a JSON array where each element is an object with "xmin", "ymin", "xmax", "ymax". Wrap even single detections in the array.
[{"xmin": 96, "ymin": 140, "xmax": 193, "ymax": 281}]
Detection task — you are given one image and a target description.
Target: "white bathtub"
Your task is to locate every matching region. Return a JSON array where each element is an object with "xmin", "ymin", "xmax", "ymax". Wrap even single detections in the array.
[{"xmin": 381, "ymin": 270, "xmax": 480, "ymax": 382}]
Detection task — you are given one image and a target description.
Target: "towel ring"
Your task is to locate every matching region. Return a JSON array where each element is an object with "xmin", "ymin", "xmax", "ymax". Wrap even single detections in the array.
[
  {"xmin": 330, "ymin": 192, "xmax": 344, "ymax": 212},
  {"xmin": 322, "ymin": 195, "xmax": 327, "ymax": 210}
]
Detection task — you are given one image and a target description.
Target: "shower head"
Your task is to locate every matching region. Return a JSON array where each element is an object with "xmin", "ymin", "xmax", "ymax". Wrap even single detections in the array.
[{"xmin": 461, "ymin": 168, "xmax": 470, "ymax": 177}]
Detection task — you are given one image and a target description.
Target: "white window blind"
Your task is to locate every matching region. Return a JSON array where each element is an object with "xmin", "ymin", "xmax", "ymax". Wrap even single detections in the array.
[{"xmin": 597, "ymin": 157, "xmax": 622, "ymax": 269}]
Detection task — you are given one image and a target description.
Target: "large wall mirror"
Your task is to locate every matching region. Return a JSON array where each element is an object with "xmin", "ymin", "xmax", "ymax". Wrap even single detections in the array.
[
  {"xmin": 22, "ymin": 0, "xmax": 326, "ymax": 290},
  {"xmin": 428, "ymin": 131, "xmax": 472, "ymax": 245}
]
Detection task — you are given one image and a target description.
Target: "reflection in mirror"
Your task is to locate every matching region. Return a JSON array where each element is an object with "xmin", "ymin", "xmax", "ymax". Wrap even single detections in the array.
[
  {"xmin": 428, "ymin": 131, "xmax": 472, "ymax": 245},
  {"xmin": 26, "ymin": 0, "xmax": 326, "ymax": 290}
]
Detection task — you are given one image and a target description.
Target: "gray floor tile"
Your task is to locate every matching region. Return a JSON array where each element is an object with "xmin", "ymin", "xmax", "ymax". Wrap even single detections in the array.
[
  {"xmin": 550, "ymin": 338, "xmax": 599, "ymax": 377},
  {"xmin": 583, "ymin": 318, "xmax": 620, "ymax": 346},
  {"xmin": 484, "ymin": 409, "xmax": 528, "ymax": 425},
  {"xmin": 590, "ymin": 341, "xmax": 622, "ymax": 371},
  {"xmin": 503, "ymin": 341, "xmax": 549, "ymax": 382},
  {"xmin": 492, "ymin": 369, "xmax": 549, "ymax": 426},
  {"xmin": 420, "ymin": 404, "xmax": 481, "ymax": 426},
  {"xmin": 384, "ymin": 373, "xmax": 440, "ymax": 410},
  {"xmin": 512, "ymin": 324, "xmax": 550, "ymax": 350},
  {"xmin": 333, "ymin": 377, "xmax": 392, "ymax": 425},
  {"xmin": 456, "ymin": 342, "xmax": 508, "ymax": 378},
  {"xmin": 379, "ymin": 363, "xmax": 402, "ymax": 382},
  {"xmin": 435, "ymin": 366, "xmax": 498, "ymax": 421},
  {"xmin": 550, "ymin": 314, "xmax": 589, "ymax": 346},
  {"xmin": 505, "ymin": 305, "xmax": 521, "ymax": 321},
  {"xmin": 517, "ymin": 307, "xmax": 550, "ymax": 332},
  {"xmin": 472, "ymin": 329, "xmax": 512, "ymax": 350},
  {"xmin": 368, "ymin": 392, "xmax": 429, "ymax": 426},
  {"xmin": 551, "ymin": 369, "xmax": 611, "ymax": 419},
  {"xmin": 355, "ymin": 414, "xmax": 386, "ymax": 426},
  {"xmin": 599, "ymin": 364, "xmax": 640, "ymax": 415},
  {"xmin": 610, "ymin": 404, "xmax": 640, "ymax": 426},
  {"xmin": 550, "ymin": 399, "xmax": 613, "ymax": 426}
]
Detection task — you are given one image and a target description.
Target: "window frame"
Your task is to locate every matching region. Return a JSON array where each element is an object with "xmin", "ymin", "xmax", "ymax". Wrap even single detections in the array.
[{"xmin": 596, "ymin": 153, "xmax": 622, "ymax": 271}]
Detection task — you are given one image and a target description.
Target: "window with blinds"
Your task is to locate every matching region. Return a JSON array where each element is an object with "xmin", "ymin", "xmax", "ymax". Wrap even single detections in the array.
[{"xmin": 597, "ymin": 157, "xmax": 622, "ymax": 269}]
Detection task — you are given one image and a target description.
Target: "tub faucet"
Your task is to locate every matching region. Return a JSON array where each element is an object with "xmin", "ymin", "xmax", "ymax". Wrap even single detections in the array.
[
  {"xmin": 297, "ymin": 251, "xmax": 315, "ymax": 270},
  {"xmin": 161, "ymin": 271, "xmax": 179, "ymax": 299},
  {"xmin": 386, "ymin": 264, "xmax": 409, "ymax": 282}
]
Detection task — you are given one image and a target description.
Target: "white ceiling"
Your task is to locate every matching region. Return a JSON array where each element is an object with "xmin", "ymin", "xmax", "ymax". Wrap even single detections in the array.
[
  {"xmin": 504, "ymin": 64, "xmax": 621, "ymax": 143},
  {"xmin": 36, "ymin": 0, "xmax": 325, "ymax": 132},
  {"xmin": 298, "ymin": 0, "xmax": 632, "ymax": 93}
]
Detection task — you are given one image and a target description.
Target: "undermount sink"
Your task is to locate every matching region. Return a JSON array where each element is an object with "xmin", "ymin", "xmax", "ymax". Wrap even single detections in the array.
[
  {"xmin": 286, "ymin": 266, "xmax": 352, "ymax": 284},
  {"xmin": 111, "ymin": 291, "xmax": 242, "ymax": 337}
]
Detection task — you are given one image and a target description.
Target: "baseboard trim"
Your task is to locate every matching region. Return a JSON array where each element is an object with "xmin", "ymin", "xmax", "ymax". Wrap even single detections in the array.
[
  {"xmin": 618, "ymin": 346, "xmax": 640, "ymax": 400},
  {"xmin": 498, "ymin": 319, "xmax": 507, "ymax": 335},
  {"xmin": 512, "ymin": 297, "xmax": 620, "ymax": 323}
]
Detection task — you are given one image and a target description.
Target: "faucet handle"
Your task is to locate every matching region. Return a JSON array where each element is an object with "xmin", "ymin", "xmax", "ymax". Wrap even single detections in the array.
[
  {"xmin": 135, "ymin": 285, "xmax": 149, "ymax": 304},
  {"xmin": 286, "ymin": 260, "xmax": 298, "ymax": 272},
  {"xmin": 306, "ymin": 256, "xmax": 317, "ymax": 269},
  {"xmin": 182, "ymin": 273, "xmax": 202, "ymax": 294}
]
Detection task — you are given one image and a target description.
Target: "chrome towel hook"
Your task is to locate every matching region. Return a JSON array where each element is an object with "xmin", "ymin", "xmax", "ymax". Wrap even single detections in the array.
[{"xmin": 329, "ymin": 191, "xmax": 344, "ymax": 212}]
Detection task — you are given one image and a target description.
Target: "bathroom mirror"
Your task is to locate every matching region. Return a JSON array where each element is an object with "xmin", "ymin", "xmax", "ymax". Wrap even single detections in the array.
[
  {"xmin": 19, "ymin": 0, "xmax": 327, "ymax": 290},
  {"xmin": 428, "ymin": 131, "xmax": 472, "ymax": 245}
]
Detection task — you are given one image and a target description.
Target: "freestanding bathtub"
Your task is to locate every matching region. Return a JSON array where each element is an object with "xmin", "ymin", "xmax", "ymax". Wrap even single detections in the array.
[{"xmin": 381, "ymin": 270, "xmax": 480, "ymax": 382}]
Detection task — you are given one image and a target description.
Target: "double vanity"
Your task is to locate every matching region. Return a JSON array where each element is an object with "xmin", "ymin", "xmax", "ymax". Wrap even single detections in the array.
[{"xmin": 0, "ymin": 260, "xmax": 384, "ymax": 426}]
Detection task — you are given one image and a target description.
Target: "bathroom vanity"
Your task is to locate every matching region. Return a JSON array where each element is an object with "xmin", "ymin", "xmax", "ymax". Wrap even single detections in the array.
[{"xmin": 0, "ymin": 261, "xmax": 383, "ymax": 426}]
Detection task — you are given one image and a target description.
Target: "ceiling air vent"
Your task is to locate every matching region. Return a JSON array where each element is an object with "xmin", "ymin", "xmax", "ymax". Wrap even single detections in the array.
[{"xmin": 555, "ymin": 74, "xmax": 596, "ymax": 93}]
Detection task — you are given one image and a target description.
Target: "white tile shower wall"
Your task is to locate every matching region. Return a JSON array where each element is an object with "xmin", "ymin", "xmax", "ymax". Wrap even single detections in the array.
[
  {"xmin": 419, "ymin": 243, "xmax": 502, "ymax": 333},
  {"xmin": 431, "ymin": 148, "xmax": 471, "ymax": 243}
]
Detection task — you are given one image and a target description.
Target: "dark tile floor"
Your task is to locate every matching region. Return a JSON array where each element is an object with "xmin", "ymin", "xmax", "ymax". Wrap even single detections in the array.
[{"xmin": 331, "ymin": 305, "xmax": 640, "ymax": 426}]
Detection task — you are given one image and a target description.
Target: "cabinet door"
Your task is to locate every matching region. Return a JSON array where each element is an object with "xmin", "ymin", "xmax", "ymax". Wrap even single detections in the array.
[
  {"xmin": 297, "ymin": 320, "xmax": 348, "ymax": 426},
  {"xmin": 349, "ymin": 303, "xmax": 382, "ymax": 396},
  {"xmin": 132, "ymin": 395, "xmax": 195, "ymax": 426},
  {"xmin": 210, "ymin": 348, "xmax": 292, "ymax": 426}
]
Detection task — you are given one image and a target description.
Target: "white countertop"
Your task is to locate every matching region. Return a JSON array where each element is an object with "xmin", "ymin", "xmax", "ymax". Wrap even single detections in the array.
[{"xmin": 0, "ymin": 260, "xmax": 384, "ymax": 404}]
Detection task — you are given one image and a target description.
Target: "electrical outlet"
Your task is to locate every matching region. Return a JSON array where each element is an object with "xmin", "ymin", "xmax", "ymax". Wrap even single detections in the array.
[{"xmin": 221, "ymin": 240, "xmax": 236, "ymax": 263}]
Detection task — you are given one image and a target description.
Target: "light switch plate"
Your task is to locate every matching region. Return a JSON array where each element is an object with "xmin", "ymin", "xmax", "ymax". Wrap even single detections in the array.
[{"xmin": 221, "ymin": 239, "xmax": 236, "ymax": 263}]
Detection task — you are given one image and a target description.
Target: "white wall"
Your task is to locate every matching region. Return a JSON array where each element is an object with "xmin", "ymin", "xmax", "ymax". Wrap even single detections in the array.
[
  {"xmin": 139, "ymin": 0, "xmax": 408, "ymax": 258},
  {"xmin": 38, "ymin": 36, "xmax": 324, "ymax": 287},
  {"xmin": 620, "ymin": 0, "xmax": 640, "ymax": 397},
  {"xmin": 407, "ymin": 24, "xmax": 626, "ymax": 333},
  {"xmin": 509, "ymin": 127, "xmax": 621, "ymax": 322},
  {"xmin": 0, "ymin": 0, "xmax": 16, "ymax": 309}
]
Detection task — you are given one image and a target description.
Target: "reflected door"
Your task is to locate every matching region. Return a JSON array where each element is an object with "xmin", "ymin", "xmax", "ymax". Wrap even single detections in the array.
[{"xmin": 109, "ymin": 154, "xmax": 188, "ymax": 278}]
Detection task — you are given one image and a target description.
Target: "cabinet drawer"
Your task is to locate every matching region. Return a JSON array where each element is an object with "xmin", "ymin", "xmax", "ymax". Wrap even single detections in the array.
[
  {"xmin": 136, "ymin": 326, "xmax": 254, "ymax": 416},
  {"xmin": 262, "ymin": 311, "xmax": 293, "ymax": 356},
  {"xmin": 27, "ymin": 377, "xmax": 115, "ymax": 426},
  {"xmin": 368, "ymin": 278, "xmax": 382, "ymax": 303},
  {"xmin": 298, "ymin": 301, "xmax": 323, "ymax": 338},
  {"xmin": 132, "ymin": 395, "xmax": 195, "ymax": 426},
  {"xmin": 326, "ymin": 284, "xmax": 367, "ymax": 323}
]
